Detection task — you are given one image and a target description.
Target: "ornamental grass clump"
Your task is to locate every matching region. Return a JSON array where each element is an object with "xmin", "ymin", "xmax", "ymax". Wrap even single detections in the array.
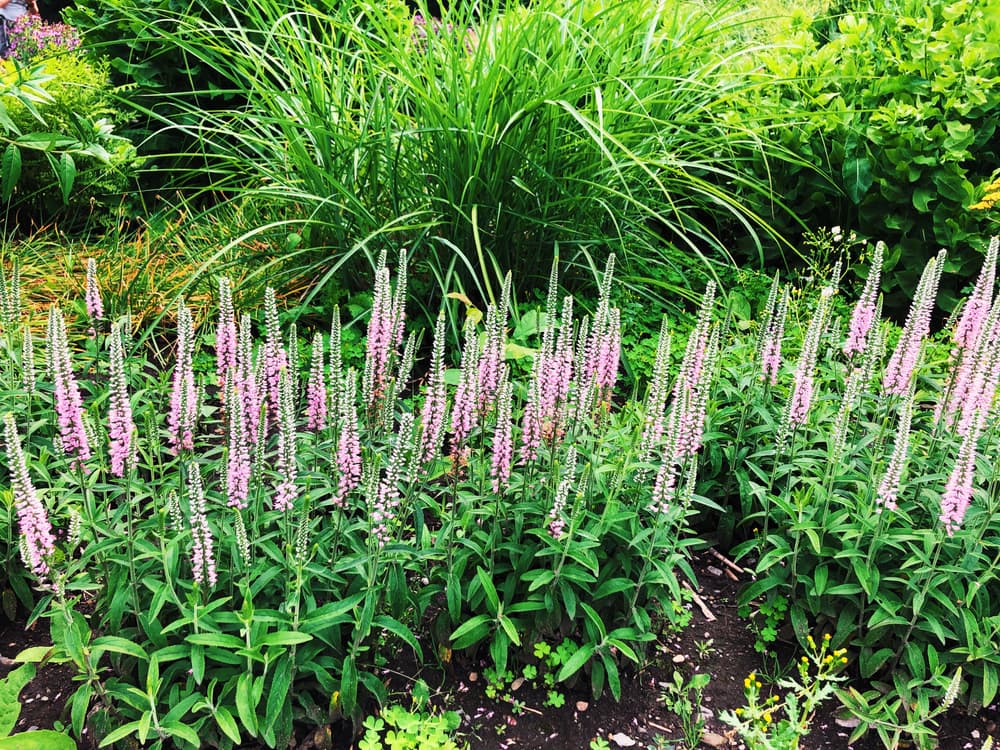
[
  {"xmin": 0, "ymin": 251, "xmax": 718, "ymax": 749},
  {"xmin": 711, "ymin": 235, "xmax": 1000, "ymax": 747}
]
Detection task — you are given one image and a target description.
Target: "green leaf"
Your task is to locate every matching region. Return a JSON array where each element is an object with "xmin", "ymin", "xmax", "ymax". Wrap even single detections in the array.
[
  {"xmin": 235, "ymin": 673, "xmax": 259, "ymax": 737},
  {"xmin": 185, "ymin": 633, "xmax": 244, "ymax": 649},
  {"xmin": 1, "ymin": 145, "xmax": 21, "ymax": 203},
  {"xmin": 161, "ymin": 721, "xmax": 202, "ymax": 748},
  {"xmin": 982, "ymin": 665, "xmax": 998, "ymax": 707},
  {"xmin": 99, "ymin": 720, "xmax": 142, "ymax": 747},
  {"xmin": 556, "ymin": 642, "xmax": 596, "ymax": 682},
  {"xmin": 92, "ymin": 636, "xmax": 148, "ymax": 661},
  {"xmin": 259, "ymin": 631, "xmax": 312, "ymax": 647},
  {"xmin": 70, "ymin": 683, "xmax": 93, "ymax": 738},
  {"xmin": 0, "ymin": 662, "xmax": 34, "ymax": 735},
  {"xmin": 341, "ymin": 655, "xmax": 358, "ymax": 714},
  {"xmin": 263, "ymin": 657, "xmax": 292, "ymax": 735},
  {"xmin": 601, "ymin": 652, "xmax": 621, "ymax": 701},
  {"xmin": 843, "ymin": 156, "xmax": 873, "ymax": 204},
  {"xmin": 57, "ymin": 152, "xmax": 76, "ymax": 204},
  {"xmin": 0, "ymin": 730, "xmax": 76, "ymax": 750},
  {"xmin": 450, "ymin": 614, "xmax": 491, "ymax": 650},
  {"xmin": 374, "ymin": 615, "xmax": 423, "ymax": 662},
  {"xmin": 476, "ymin": 567, "xmax": 500, "ymax": 616},
  {"xmin": 214, "ymin": 705, "xmax": 242, "ymax": 744}
]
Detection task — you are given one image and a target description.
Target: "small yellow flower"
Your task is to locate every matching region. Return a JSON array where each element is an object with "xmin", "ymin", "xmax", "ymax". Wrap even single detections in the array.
[{"xmin": 823, "ymin": 633, "xmax": 832, "ymax": 641}]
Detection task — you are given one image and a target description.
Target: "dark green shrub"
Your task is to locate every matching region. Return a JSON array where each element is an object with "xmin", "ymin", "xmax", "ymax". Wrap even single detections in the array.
[
  {"xmin": 1, "ymin": 30, "xmax": 138, "ymax": 229},
  {"xmin": 735, "ymin": 0, "xmax": 1000, "ymax": 308}
]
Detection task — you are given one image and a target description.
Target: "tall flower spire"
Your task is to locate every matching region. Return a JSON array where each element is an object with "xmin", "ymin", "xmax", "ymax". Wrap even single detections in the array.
[
  {"xmin": 334, "ymin": 372, "xmax": 362, "ymax": 507},
  {"xmin": 273, "ymin": 370, "xmax": 298, "ymax": 512},
  {"xmin": 47, "ymin": 305, "xmax": 92, "ymax": 467},
  {"xmin": 85, "ymin": 258, "xmax": 104, "ymax": 322},
  {"xmin": 107, "ymin": 322, "xmax": 135, "ymax": 477},
  {"xmin": 783, "ymin": 286, "xmax": 833, "ymax": 434},
  {"xmin": 844, "ymin": 241, "xmax": 884, "ymax": 357},
  {"xmin": 490, "ymin": 369, "xmax": 514, "ymax": 494},
  {"xmin": 3, "ymin": 414, "xmax": 56, "ymax": 580},
  {"xmin": 419, "ymin": 312, "xmax": 449, "ymax": 466},
  {"xmin": 954, "ymin": 236, "xmax": 997, "ymax": 351},
  {"xmin": 882, "ymin": 250, "xmax": 945, "ymax": 396},
  {"xmin": 305, "ymin": 332, "xmax": 328, "ymax": 432},
  {"xmin": 186, "ymin": 461, "xmax": 217, "ymax": 587},
  {"xmin": 167, "ymin": 302, "xmax": 198, "ymax": 454},
  {"xmin": 216, "ymin": 277, "xmax": 238, "ymax": 388}
]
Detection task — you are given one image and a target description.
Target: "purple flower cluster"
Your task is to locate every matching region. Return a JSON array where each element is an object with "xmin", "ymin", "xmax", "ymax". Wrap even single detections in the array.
[
  {"xmin": 450, "ymin": 322, "xmax": 480, "ymax": 454},
  {"xmin": 216, "ymin": 277, "xmax": 237, "ymax": 388},
  {"xmin": 334, "ymin": 374, "xmax": 362, "ymax": 507},
  {"xmin": 47, "ymin": 306, "xmax": 91, "ymax": 468},
  {"xmin": 273, "ymin": 371, "xmax": 298, "ymax": 512},
  {"xmin": 186, "ymin": 462, "xmax": 217, "ymax": 587},
  {"xmin": 7, "ymin": 15, "xmax": 82, "ymax": 63},
  {"xmin": 843, "ymin": 241, "xmax": 883, "ymax": 357},
  {"xmin": 305, "ymin": 332, "xmax": 328, "ymax": 431},
  {"xmin": 225, "ymin": 378, "xmax": 251, "ymax": 510},
  {"xmin": 875, "ymin": 388, "xmax": 914, "ymax": 512},
  {"xmin": 3, "ymin": 414, "xmax": 56, "ymax": 580},
  {"xmin": 167, "ymin": 303, "xmax": 198, "ymax": 454},
  {"xmin": 84, "ymin": 258, "xmax": 104, "ymax": 323},
  {"xmin": 490, "ymin": 371, "xmax": 514, "ymax": 494},
  {"xmin": 371, "ymin": 413, "xmax": 414, "ymax": 548},
  {"xmin": 107, "ymin": 323, "xmax": 135, "ymax": 477},
  {"xmin": 418, "ymin": 313, "xmax": 448, "ymax": 466},
  {"xmin": 783, "ymin": 286, "xmax": 833, "ymax": 434},
  {"xmin": 882, "ymin": 251, "xmax": 945, "ymax": 397},
  {"xmin": 363, "ymin": 251, "xmax": 406, "ymax": 409},
  {"xmin": 477, "ymin": 275, "xmax": 512, "ymax": 415}
]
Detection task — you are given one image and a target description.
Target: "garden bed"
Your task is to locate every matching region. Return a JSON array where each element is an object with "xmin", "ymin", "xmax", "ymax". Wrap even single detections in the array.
[{"xmin": 4, "ymin": 550, "xmax": 998, "ymax": 749}]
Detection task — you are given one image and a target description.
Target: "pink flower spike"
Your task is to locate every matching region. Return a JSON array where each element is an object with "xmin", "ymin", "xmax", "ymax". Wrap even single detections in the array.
[
  {"xmin": 305, "ymin": 333, "xmax": 328, "ymax": 431},
  {"xmin": 47, "ymin": 306, "xmax": 92, "ymax": 468},
  {"xmin": 107, "ymin": 322, "xmax": 135, "ymax": 477},
  {"xmin": 167, "ymin": 303, "xmax": 198, "ymax": 454},
  {"xmin": 939, "ymin": 424, "xmax": 980, "ymax": 537},
  {"xmin": 3, "ymin": 414, "xmax": 56, "ymax": 580},
  {"xmin": 844, "ymin": 242, "xmax": 884, "ymax": 357},
  {"xmin": 883, "ymin": 250, "xmax": 946, "ymax": 396},
  {"xmin": 216, "ymin": 277, "xmax": 237, "ymax": 388},
  {"xmin": 954, "ymin": 236, "xmax": 998, "ymax": 350},
  {"xmin": 85, "ymin": 258, "xmax": 104, "ymax": 321}
]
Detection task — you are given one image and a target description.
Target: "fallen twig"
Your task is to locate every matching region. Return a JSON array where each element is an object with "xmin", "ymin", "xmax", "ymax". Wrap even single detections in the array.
[
  {"xmin": 682, "ymin": 580, "xmax": 716, "ymax": 622},
  {"xmin": 709, "ymin": 547, "xmax": 751, "ymax": 577}
]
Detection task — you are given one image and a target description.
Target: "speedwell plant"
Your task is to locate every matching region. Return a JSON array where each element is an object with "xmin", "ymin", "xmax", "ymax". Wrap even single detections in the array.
[
  {"xmin": 715, "ymin": 236, "xmax": 1000, "ymax": 747},
  {"xmin": 0, "ymin": 252, "xmax": 713, "ymax": 749}
]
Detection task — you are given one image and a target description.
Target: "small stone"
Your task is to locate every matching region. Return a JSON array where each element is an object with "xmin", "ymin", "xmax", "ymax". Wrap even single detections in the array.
[
  {"xmin": 700, "ymin": 731, "xmax": 728, "ymax": 748},
  {"xmin": 510, "ymin": 677, "xmax": 524, "ymax": 692},
  {"xmin": 468, "ymin": 672, "xmax": 478, "ymax": 682},
  {"xmin": 672, "ymin": 654, "xmax": 686, "ymax": 664},
  {"xmin": 610, "ymin": 732, "xmax": 637, "ymax": 747},
  {"xmin": 576, "ymin": 701, "xmax": 589, "ymax": 712},
  {"xmin": 835, "ymin": 716, "xmax": 860, "ymax": 728},
  {"xmin": 972, "ymin": 730, "xmax": 981, "ymax": 740},
  {"xmin": 706, "ymin": 565, "xmax": 724, "ymax": 577}
]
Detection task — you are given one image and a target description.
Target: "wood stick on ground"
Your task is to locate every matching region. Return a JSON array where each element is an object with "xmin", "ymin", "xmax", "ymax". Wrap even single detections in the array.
[
  {"xmin": 708, "ymin": 547, "xmax": 751, "ymax": 576},
  {"xmin": 682, "ymin": 580, "xmax": 716, "ymax": 622}
]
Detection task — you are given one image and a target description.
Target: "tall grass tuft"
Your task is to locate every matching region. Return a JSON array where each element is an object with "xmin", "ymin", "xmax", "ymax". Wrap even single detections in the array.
[{"xmin": 70, "ymin": 0, "xmax": 800, "ymax": 307}]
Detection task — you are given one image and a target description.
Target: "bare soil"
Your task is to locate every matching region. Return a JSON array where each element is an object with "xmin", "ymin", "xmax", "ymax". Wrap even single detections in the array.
[{"xmin": 3, "ymin": 552, "xmax": 998, "ymax": 749}]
